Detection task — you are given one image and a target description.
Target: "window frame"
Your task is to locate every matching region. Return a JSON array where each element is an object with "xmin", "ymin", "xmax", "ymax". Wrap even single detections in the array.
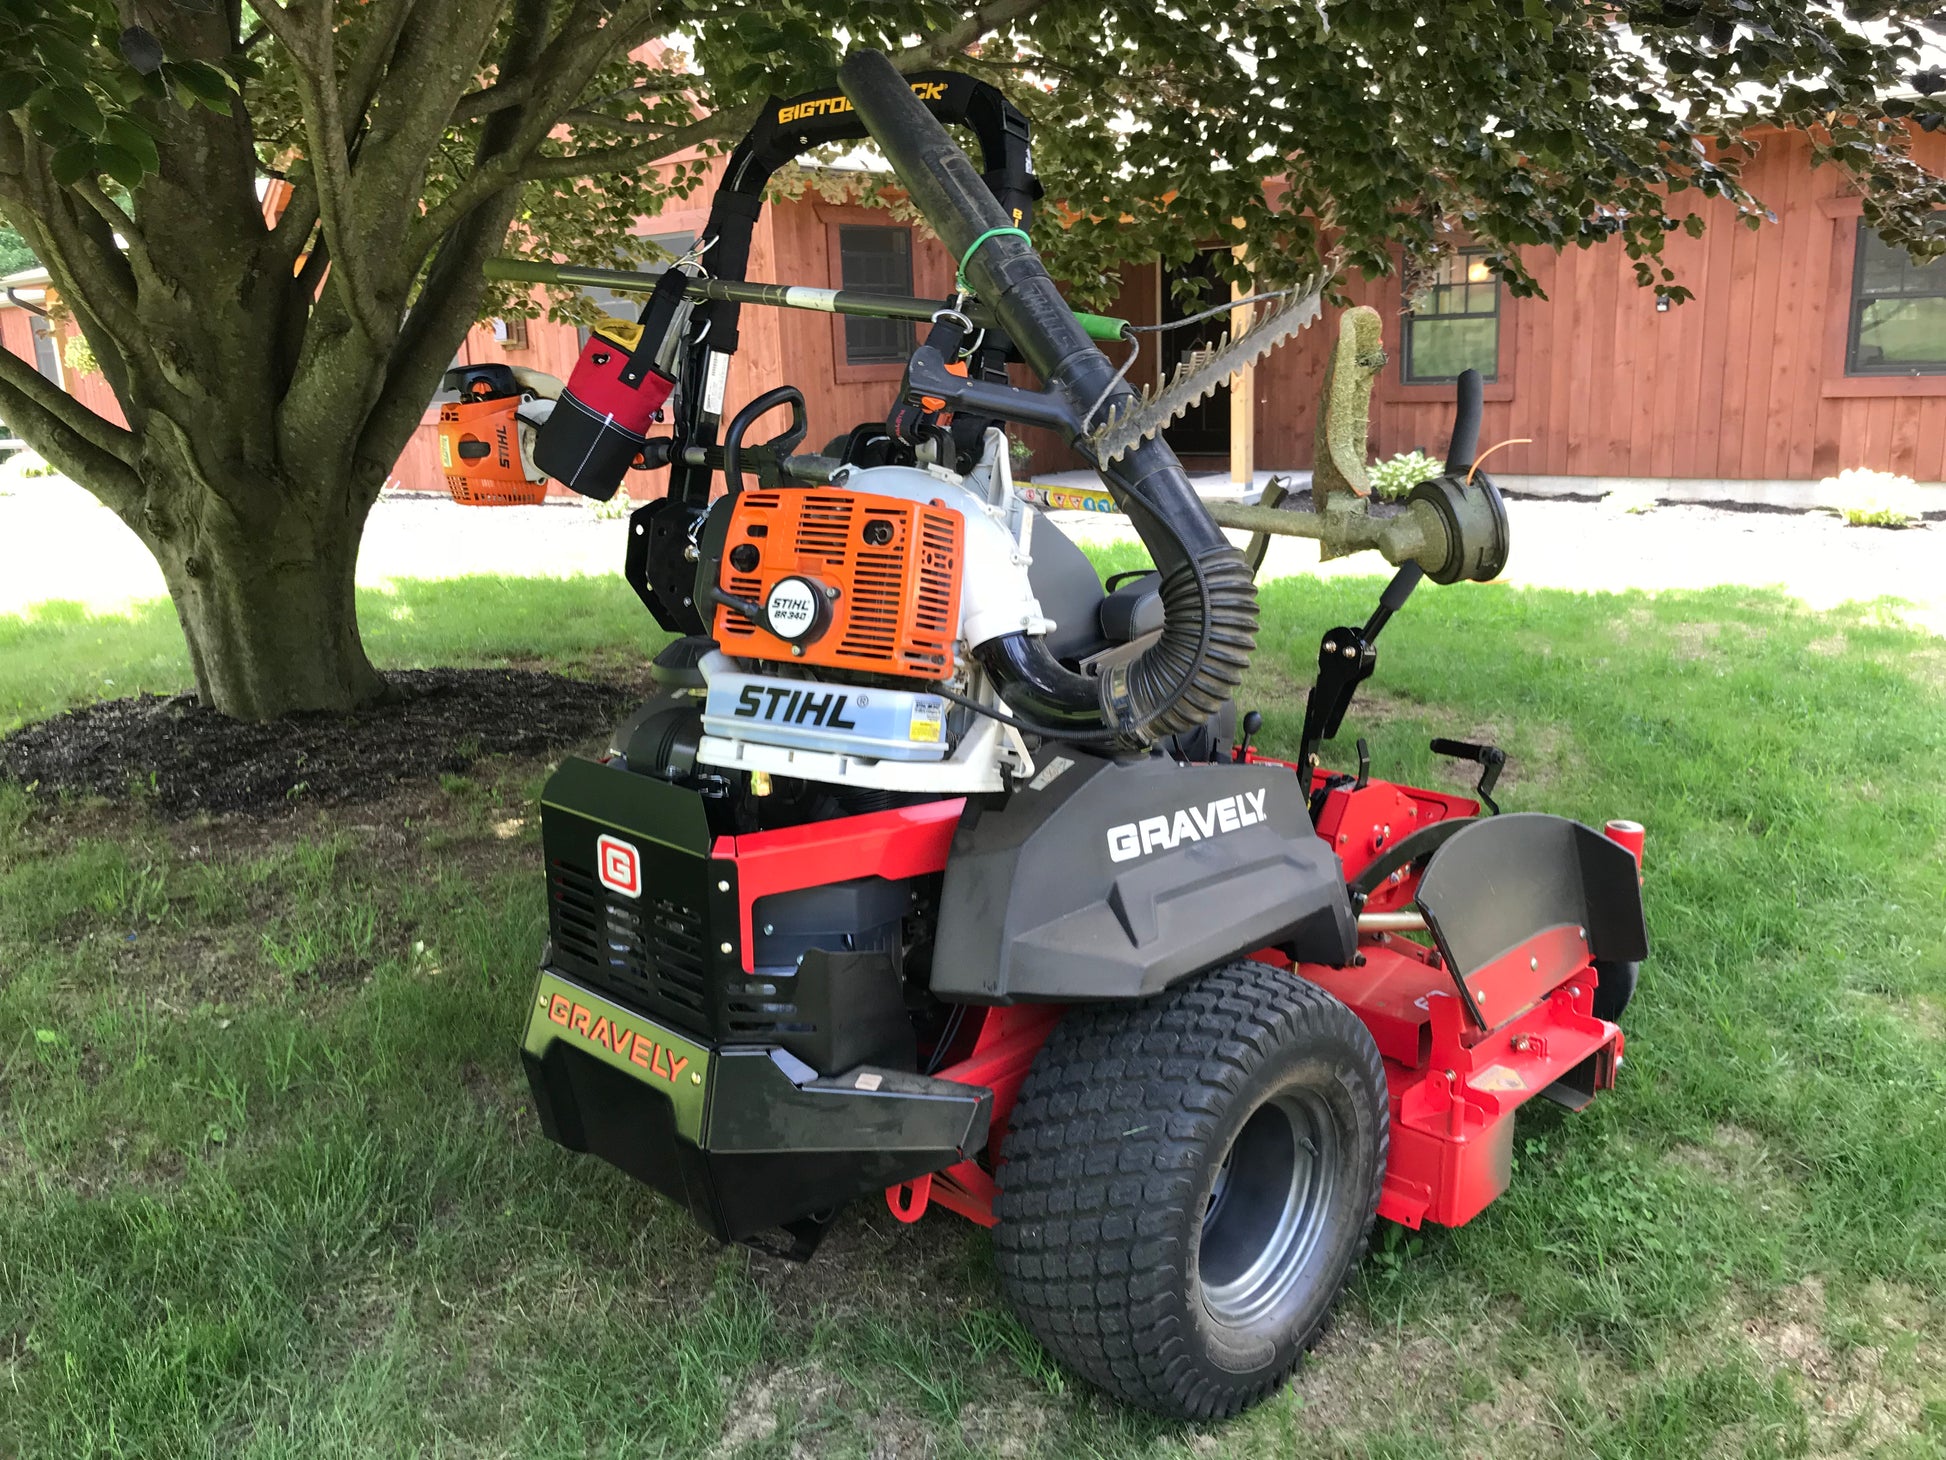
[
  {"xmin": 834, "ymin": 223, "xmax": 917, "ymax": 368},
  {"xmin": 572, "ymin": 230, "xmax": 696, "ymax": 349},
  {"xmin": 1818, "ymin": 194, "xmax": 1946, "ymax": 399},
  {"xmin": 30, "ymin": 318, "xmax": 62, "ymax": 386},
  {"xmin": 1842, "ymin": 216, "xmax": 1946, "ymax": 379},
  {"xmin": 1400, "ymin": 248, "xmax": 1503, "ymax": 386}
]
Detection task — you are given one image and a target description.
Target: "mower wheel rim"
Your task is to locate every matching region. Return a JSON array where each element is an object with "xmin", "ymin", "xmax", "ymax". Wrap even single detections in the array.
[{"xmin": 1197, "ymin": 1090, "xmax": 1336, "ymax": 1329}]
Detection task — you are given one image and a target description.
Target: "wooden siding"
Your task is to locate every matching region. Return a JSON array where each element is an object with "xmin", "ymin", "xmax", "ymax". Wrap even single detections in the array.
[
  {"xmin": 1247, "ymin": 127, "xmax": 1946, "ymax": 484},
  {"xmin": 0, "ymin": 301, "xmax": 130, "ymax": 439},
  {"xmin": 392, "ymin": 127, "xmax": 1946, "ymax": 494},
  {"xmin": 15, "ymin": 127, "xmax": 1929, "ymax": 496}
]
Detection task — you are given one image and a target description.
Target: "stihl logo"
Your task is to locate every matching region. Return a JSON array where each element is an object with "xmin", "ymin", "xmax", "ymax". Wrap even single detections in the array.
[
  {"xmin": 734, "ymin": 684, "xmax": 858, "ymax": 729},
  {"xmin": 1106, "ymin": 789, "xmax": 1270, "ymax": 863},
  {"xmin": 596, "ymin": 834, "xmax": 641, "ymax": 898}
]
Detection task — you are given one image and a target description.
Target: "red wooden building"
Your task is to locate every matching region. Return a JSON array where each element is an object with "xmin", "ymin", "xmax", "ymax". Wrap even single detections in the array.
[{"xmin": 6, "ymin": 125, "xmax": 1942, "ymax": 495}]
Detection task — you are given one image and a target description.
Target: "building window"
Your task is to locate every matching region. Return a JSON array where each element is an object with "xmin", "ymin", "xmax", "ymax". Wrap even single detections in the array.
[
  {"xmin": 30, "ymin": 319, "xmax": 61, "ymax": 385},
  {"xmin": 493, "ymin": 316, "xmax": 529, "ymax": 349},
  {"xmin": 1402, "ymin": 249, "xmax": 1500, "ymax": 384},
  {"xmin": 575, "ymin": 231, "xmax": 695, "ymax": 347},
  {"xmin": 837, "ymin": 225, "xmax": 914, "ymax": 365},
  {"xmin": 1845, "ymin": 219, "xmax": 1946, "ymax": 376}
]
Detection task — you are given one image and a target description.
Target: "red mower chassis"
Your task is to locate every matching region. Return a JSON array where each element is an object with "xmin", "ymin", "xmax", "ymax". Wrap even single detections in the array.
[
  {"xmin": 732, "ymin": 759, "xmax": 1646, "ymax": 1237},
  {"xmin": 533, "ymin": 754, "xmax": 1641, "ymax": 1246}
]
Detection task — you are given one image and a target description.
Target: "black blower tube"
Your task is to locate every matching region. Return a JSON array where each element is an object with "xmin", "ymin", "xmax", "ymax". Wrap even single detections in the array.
[
  {"xmin": 1445, "ymin": 368, "xmax": 1484, "ymax": 475},
  {"xmin": 836, "ymin": 50, "xmax": 1257, "ymax": 745}
]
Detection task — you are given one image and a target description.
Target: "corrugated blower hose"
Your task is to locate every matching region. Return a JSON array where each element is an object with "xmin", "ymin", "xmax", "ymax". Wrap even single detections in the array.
[{"xmin": 837, "ymin": 50, "xmax": 1258, "ymax": 748}]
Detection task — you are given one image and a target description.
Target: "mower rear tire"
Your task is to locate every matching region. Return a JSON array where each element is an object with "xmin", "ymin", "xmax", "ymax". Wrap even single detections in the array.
[
  {"xmin": 992, "ymin": 960, "xmax": 1388, "ymax": 1419},
  {"xmin": 1591, "ymin": 957, "xmax": 1638, "ymax": 1022}
]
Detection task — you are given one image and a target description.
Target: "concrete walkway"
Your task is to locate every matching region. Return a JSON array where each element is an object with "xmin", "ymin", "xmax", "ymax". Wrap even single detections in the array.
[{"xmin": 2, "ymin": 472, "xmax": 1940, "ymax": 634}]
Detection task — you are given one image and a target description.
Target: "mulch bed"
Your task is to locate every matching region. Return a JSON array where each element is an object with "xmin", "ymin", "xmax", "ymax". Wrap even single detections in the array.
[{"xmin": 0, "ymin": 668, "xmax": 637, "ymax": 818}]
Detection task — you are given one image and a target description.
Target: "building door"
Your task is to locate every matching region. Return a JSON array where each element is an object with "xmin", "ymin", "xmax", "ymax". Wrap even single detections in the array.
[{"xmin": 1158, "ymin": 250, "xmax": 1231, "ymax": 458}]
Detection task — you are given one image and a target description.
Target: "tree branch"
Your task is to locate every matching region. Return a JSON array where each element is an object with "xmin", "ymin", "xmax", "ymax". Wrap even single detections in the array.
[
  {"xmin": 560, "ymin": 109, "xmax": 676, "ymax": 138},
  {"xmin": 514, "ymin": 108, "xmax": 749, "ymax": 184},
  {"xmin": 66, "ymin": 300, "xmax": 136, "ymax": 412},
  {"xmin": 452, "ymin": 75, "xmax": 542, "ymax": 123},
  {"xmin": 357, "ymin": 188, "xmax": 522, "ymax": 483},
  {"xmin": 342, "ymin": 0, "xmax": 428, "ymax": 134},
  {"xmin": 72, "ymin": 178, "xmax": 144, "ymax": 255},
  {"xmin": 0, "ymin": 350, "xmax": 141, "ymax": 510},
  {"xmin": 883, "ymin": 0, "xmax": 1054, "ymax": 68},
  {"xmin": 0, "ymin": 151, "xmax": 147, "ymax": 363},
  {"xmin": 340, "ymin": 0, "xmax": 525, "ymax": 268},
  {"xmin": 247, "ymin": 0, "xmax": 316, "ymax": 62},
  {"xmin": 261, "ymin": 0, "xmax": 393, "ymax": 345},
  {"xmin": 0, "ymin": 330, "xmax": 137, "ymax": 465}
]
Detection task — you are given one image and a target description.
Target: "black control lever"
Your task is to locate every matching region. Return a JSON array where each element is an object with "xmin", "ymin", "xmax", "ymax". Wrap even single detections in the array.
[
  {"xmin": 1233, "ymin": 709, "xmax": 1264, "ymax": 764},
  {"xmin": 1297, "ymin": 564, "xmax": 1424, "ymax": 770},
  {"xmin": 1430, "ymin": 738, "xmax": 1506, "ymax": 815}
]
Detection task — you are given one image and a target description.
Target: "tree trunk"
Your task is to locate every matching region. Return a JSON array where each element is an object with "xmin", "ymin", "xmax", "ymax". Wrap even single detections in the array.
[{"xmin": 144, "ymin": 472, "xmax": 387, "ymax": 720}]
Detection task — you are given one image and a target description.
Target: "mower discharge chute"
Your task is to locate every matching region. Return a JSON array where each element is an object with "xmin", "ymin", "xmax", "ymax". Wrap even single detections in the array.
[{"xmin": 512, "ymin": 51, "xmax": 1649, "ymax": 1421}]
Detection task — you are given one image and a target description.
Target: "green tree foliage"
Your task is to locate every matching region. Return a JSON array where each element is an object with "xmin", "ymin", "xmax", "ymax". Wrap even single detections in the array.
[
  {"xmin": 0, "ymin": 222, "xmax": 36, "ymax": 274},
  {"xmin": 0, "ymin": 0, "xmax": 1939, "ymax": 717}
]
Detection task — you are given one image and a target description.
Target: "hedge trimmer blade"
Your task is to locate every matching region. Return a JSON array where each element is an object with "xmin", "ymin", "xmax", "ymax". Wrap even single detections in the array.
[{"xmin": 1086, "ymin": 283, "xmax": 1326, "ymax": 464}]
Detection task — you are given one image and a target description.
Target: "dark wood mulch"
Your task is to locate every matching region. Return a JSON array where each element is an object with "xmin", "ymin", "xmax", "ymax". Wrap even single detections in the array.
[{"xmin": 0, "ymin": 668, "xmax": 637, "ymax": 818}]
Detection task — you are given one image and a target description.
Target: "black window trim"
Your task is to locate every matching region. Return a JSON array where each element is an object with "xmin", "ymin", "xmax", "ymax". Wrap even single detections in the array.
[
  {"xmin": 1844, "ymin": 216, "xmax": 1946, "ymax": 378},
  {"xmin": 836, "ymin": 223, "xmax": 916, "ymax": 367},
  {"xmin": 1401, "ymin": 246, "xmax": 1502, "ymax": 386}
]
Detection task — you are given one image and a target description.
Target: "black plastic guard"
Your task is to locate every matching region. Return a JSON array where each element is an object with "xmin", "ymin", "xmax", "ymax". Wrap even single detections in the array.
[
  {"xmin": 930, "ymin": 753, "xmax": 1353, "ymax": 1002},
  {"xmin": 1414, "ymin": 813, "xmax": 1649, "ymax": 1007},
  {"xmin": 523, "ymin": 972, "xmax": 991, "ymax": 1246}
]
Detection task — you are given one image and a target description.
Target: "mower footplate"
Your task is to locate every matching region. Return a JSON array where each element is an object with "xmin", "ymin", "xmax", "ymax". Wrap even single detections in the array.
[
  {"xmin": 1302, "ymin": 939, "xmax": 1624, "ymax": 1229},
  {"xmin": 522, "ymin": 971, "xmax": 992, "ymax": 1248}
]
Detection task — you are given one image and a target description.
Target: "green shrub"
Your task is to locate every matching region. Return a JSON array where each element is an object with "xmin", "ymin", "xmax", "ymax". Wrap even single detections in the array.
[
  {"xmin": 1367, "ymin": 449, "xmax": 1443, "ymax": 502},
  {"xmin": 1603, "ymin": 483, "xmax": 1660, "ymax": 515},
  {"xmin": 1839, "ymin": 505, "xmax": 1910, "ymax": 528},
  {"xmin": 62, "ymin": 332, "xmax": 98, "ymax": 377},
  {"xmin": 3, "ymin": 451, "xmax": 57, "ymax": 479},
  {"xmin": 1821, "ymin": 467, "xmax": 1917, "ymax": 529}
]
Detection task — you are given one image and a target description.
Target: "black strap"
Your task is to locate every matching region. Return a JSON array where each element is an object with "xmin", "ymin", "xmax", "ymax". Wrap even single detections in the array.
[{"xmin": 614, "ymin": 269, "xmax": 690, "ymax": 388}]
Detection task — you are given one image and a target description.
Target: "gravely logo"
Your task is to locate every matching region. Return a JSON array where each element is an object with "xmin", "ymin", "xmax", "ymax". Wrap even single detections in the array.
[
  {"xmin": 547, "ymin": 993, "xmax": 691, "ymax": 1084},
  {"xmin": 1106, "ymin": 788, "xmax": 1269, "ymax": 863}
]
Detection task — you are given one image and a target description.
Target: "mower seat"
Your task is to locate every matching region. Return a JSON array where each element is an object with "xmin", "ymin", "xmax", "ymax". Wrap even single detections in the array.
[
  {"xmin": 1098, "ymin": 573, "xmax": 1164, "ymax": 642},
  {"xmin": 1027, "ymin": 520, "xmax": 1165, "ymax": 658},
  {"xmin": 1023, "ymin": 518, "xmax": 1228, "ymax": 761}
]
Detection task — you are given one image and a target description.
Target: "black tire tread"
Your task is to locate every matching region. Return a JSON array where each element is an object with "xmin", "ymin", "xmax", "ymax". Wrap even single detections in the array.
[{"xmin": 992, "ymin": 961, "xmax": 1387, "ymax": 1419}]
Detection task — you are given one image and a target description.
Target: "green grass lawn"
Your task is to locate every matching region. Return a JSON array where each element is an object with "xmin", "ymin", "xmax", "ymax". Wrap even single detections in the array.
[{"xmin": 3, "ymin": 568, "xmax": 1944, "ymax": 1459}]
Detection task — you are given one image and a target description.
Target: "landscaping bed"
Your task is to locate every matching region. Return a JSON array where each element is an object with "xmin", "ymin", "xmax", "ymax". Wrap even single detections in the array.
[{"xmin": 0, "ymin": 668, "xmax": 634, "ymax": 817}]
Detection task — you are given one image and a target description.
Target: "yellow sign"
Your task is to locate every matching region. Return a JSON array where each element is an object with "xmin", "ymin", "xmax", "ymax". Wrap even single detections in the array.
[{"xmin": 777, "ymin": 81, "xmax": 948, "ymax": 128}]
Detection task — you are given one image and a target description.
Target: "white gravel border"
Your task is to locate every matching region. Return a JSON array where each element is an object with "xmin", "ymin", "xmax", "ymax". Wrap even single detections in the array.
[{"xmin": 1, "ymin": 474, "xmax": 1938, "ymax": 635}]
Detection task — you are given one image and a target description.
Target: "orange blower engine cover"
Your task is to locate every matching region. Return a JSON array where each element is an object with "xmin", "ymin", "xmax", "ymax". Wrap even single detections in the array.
[
  {"xmin": 437, "ymin": 395, "xmax": 545, "ymax": 507},
  {"xmin": 714, "ymin": 489, "xmax": 963, "ymax": 682}
]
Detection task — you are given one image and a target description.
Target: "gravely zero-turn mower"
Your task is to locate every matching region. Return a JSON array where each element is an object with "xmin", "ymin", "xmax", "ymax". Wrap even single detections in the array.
[{"xmin": 458, "ymin": 52, "xmax": 1649, "ymax": 1419}]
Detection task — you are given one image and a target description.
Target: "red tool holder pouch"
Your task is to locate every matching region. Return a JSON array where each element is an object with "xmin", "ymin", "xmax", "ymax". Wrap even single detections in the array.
[{"xmin": 534, "ymin": 269, "xmax": 686, "ymax": 501}]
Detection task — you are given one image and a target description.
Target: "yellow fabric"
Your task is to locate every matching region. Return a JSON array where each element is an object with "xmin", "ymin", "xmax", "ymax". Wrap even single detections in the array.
[{"xmin": 592, "ymin": 316, "xmax": 644, "ymax": 351}]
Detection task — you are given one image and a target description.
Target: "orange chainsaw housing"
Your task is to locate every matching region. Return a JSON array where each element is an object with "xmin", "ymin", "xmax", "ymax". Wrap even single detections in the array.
[
  {"xmin": 437, "ymin": 396, "xmax": 546, "ymax": 506},
  {"xmin": 714, "ymin": 489, "xmax": 962, "ymax": 682}
]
